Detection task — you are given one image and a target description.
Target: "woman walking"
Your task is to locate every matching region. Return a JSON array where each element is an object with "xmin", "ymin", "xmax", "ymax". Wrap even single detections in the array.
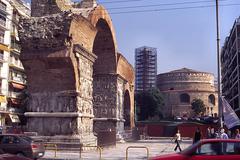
[{"xmin": 173, "ymin": 130, "xmax": 182, "ymax": 152}]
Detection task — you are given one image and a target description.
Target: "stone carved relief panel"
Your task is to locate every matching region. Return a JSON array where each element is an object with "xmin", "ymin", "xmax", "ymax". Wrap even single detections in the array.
[
  {"xmin": 29, "ymin": 92, "xmax": 77, "ymax": 112},
  {"xmin": 77, "ymin": 54, "xmax": 94, "ymax": 99},
  {"xmin": 117, "ymin": 78, "xmax": 125, "ymax": 120},
  {"xmin": 27, "ymin": 117, "xmax": 76, "ymax": 136},
  {"xmin": 93, "ymin": 75, "xmax": 117, "ymax": 118}
]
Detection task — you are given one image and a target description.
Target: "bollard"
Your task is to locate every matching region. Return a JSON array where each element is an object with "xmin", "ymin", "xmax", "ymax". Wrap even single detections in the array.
[{"xmin": 44, "ymin": 144, "xmax": 57, "ymax": 158}]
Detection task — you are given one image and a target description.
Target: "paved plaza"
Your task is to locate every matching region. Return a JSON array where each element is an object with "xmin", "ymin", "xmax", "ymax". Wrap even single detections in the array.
[{"xmin": 41, "ymin": 139, "xmax": 192, "ymax": 160}]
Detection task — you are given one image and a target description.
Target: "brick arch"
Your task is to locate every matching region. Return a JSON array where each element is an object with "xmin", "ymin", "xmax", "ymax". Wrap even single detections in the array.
[{"xmin": 88, "ymin": 5, "xmax": 118, "ymax": 74}]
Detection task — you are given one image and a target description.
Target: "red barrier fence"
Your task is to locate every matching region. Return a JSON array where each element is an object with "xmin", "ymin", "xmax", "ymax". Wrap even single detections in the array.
[{"xmin": 136, "ymin": 122, "xmax": 218, "ymax": 138}]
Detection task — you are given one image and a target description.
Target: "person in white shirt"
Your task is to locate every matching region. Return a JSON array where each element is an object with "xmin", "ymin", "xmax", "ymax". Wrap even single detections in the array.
[
  {"xmin": 220, "ymin": 128, "xmax": 229, "ymax": 139},
  {"xmin": 173, "ymin": 130, "xmax": 182, "ymax": 152}
]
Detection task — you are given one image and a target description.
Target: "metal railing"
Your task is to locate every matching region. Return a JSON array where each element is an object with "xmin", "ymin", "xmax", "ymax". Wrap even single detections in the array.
[
  {"xmin": 126, "ymin": 146, "xmax": 149, "ymax": 160},
  {"xmin": 11, "ymin": 43, "xmax": 21, "ymax": 51},
  {"xmin": 0, "ymin": 19, "xmax": 6, "ymax": 28},
  {"xmin": 9, "ymin": 75, "xmax": 27, "ymax": 84},
  {"xmin": 8, "ymin": 91, "xmax": 23, "ymax": 99},
  {"xmin": 80, "ymin": 145, "xmax": 102, "ymax": 160},
  {"xmin": 44, "ymin": 144, "xmax": 57, "ymax": 158},
  {"xmin": 0, "ymin": 3, "xmax": 6, "ymax": 13}
]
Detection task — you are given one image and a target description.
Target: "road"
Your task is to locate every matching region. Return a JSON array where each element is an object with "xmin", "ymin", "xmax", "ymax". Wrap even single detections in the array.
[{"xmin": 41, "ymin": 139, "xmax": 192, "ymax": 160}]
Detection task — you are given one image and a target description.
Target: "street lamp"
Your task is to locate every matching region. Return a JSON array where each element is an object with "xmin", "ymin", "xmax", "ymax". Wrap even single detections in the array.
[{"xmin": 215, "ymin": 0, "xmax": 223, "ymax": 127}]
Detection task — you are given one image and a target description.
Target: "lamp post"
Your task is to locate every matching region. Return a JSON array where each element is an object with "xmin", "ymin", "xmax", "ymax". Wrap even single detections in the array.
[
  {"xmin": 215, "ymin": 0, "xmax": 223, "ymax": 127},
  {"xmin": 210, "ymin": 104, "xmax": 214, "ymax": 117}
]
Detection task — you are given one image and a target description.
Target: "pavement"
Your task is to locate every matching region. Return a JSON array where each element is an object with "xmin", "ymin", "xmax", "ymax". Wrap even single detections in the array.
[{"xmin": 40, "ymin": 139, "xmax": 193, "ymax": 160}]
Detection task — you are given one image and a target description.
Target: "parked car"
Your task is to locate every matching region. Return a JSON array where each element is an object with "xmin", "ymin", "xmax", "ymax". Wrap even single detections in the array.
[
  {"xmin": 0, "ymin": 134, "xmax": 45, "ymax": 159},
  {"xmin": 151, "ymin": 139, "xmax": 240, "ymax": 160},
  {"xmin": 0, "ymin": 153, "xmax": 32, "ymax": 160},
  {"xmin": 174, "ymin": 116, "xmax": 182, "ymax": 121}
]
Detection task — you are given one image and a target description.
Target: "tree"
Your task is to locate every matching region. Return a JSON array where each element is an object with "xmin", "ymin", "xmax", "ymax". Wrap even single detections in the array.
[
  {"xmin": 135, "ymin": 88, "xmax": 164, "ymax": 121},
  {"xmin": 191, "ymin": 98, "xmax": 206, "ymax": 116}
]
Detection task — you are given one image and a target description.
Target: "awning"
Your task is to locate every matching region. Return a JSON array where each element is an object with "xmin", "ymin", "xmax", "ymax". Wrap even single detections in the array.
[
  {"xmin": 0, "ymin": 44, "xmax": 9, "ymax": 52},
  {"xmin": 10, "ymin": 82, "xmax": 25, "ymax": 90},
  {"xmin": 9, "ymin": 114, "xmax": 20, "ymax": 123},
  {"xmin": 0, "ymin": 95, "xmax": 6, "ymax": 103}
]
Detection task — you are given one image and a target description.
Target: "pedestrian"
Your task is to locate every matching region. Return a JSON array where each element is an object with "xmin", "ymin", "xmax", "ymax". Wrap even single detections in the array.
[
  {"xmin": 206, "ymin": 127, "xmax": 211, "ymax": 139},
  {"xmin": 193, "ymin": 127, "xmax": 202, "ymax": 144},
  {"xmin": 172, "ymin": 130, "xmax": 182, "ymax": 152},
  {"xmin": 235, "ymin": 129, "xmax": 240, "ymax": 139},
  {"xmin": 234, "ymin": 129, "xmax": 240, "ymax": 153},
  {"xmin": 210, "ymin": 127, "xmax": 215, "ymax": 138},
  {"xmin": 220, "ymin": 128, "xmax": 229, "ymax": 139},
  {"xmin": 227, "ymin": 129, "xmax": 232, "ymax": 138}
]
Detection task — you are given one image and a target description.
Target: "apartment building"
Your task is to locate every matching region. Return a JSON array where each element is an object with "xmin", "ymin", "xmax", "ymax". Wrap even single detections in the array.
[
  {"xmin": 221, "ymin": 17, "xmax": 240, "ymax": 118},
  {"xmin": 0, "ymin": 0, "xmax": 30, "ymax": 130},
  {"xmin": 135, "ymin": 46, "xmax": 157, "ymax": 93}
]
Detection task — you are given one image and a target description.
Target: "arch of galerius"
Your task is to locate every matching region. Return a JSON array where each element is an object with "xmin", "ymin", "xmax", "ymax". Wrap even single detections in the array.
[{"xmin": 18, "ymin": 0, "xmax": 135, "ymax": 145}]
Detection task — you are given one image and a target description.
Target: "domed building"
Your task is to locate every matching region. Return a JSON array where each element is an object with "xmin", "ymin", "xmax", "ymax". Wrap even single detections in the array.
[{"xmin": 157, "ymin": 68, "xmax": 218, "ymax": 118}]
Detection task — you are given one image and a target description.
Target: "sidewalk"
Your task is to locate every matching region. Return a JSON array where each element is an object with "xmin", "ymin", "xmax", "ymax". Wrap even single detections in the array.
[{"xmin": 41, "ymin": 139, "xmax": 192, "ymax": 160}]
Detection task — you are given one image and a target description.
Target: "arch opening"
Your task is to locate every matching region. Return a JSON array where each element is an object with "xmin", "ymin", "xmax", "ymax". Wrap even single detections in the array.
[
  {"xmin": 93, "ymin": 18, "xmax": 116, "ymax": 74},
  {"xmin": 123, "ymin": 90, "xmax": 131, "ymax": 129},
  {"xmin": 208, "ymin": 94, "xmax": 215, "ymax": 105}
]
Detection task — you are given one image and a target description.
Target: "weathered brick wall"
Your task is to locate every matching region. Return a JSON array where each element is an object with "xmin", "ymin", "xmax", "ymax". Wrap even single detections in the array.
[
  {"xmin": 19, "ymin": 12, "xmax": 72, "ymax": 53},
  {"xmin": 31, "ymin": 0, "xmax": 72, "ymax": 17}
]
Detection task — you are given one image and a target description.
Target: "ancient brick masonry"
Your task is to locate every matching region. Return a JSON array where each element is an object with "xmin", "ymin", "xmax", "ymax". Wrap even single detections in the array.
[{"xmin": 19, "ymin": 0, "xmax": 135, "ymax": 144}]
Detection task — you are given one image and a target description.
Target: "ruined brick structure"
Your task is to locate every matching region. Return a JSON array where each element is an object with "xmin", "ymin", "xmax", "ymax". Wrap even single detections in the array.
[{"xmin": 18, "ymin": 0, "xmax": 134, "ymax": 144}]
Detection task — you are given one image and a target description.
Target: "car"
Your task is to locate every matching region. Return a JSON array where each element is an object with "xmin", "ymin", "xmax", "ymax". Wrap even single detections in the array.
[
  {"xmin": 151, "ymin": 139, "xmax": 240, "ymax": 160},
  {"xmin": 0, "ymin": 134, "xmax": 45, "ymax": 159},
  {"xmin": 174, "ymin": 116, "xmax": 182, "ymax": 121},
  {"xmin": 0, "ymin": 153, "xmax": 32, "ymax": 160}
]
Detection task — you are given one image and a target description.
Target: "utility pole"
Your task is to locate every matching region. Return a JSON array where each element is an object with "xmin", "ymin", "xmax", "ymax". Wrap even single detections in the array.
[{"xmin": 215, "ymin": 0, "xmax": 223, "ymax": 127}]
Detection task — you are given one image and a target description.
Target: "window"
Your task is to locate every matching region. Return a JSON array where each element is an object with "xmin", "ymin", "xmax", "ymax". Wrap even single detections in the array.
[
  {"xmin": 208, "ymin": 94, "xmax": 215, "ymax": 105},
  {"xmin": 0, "ymin": 2, "xmax": 6, "ymax": 12},
  {"xmin": 0, "ymin": 14, "xmax": 6, "ymax": 27},
  {"xmin": 0, "ymin": 30, "xmax": 4, "ymax": 44},
  {"xmin": 180, "ymin": 93, "xmax": 190, "ymax": 103},
  {"xmin": 1, "ymin": 136, "xmax": 20, "ymax": 144},
  {"xmin": 0, "ymin": 50, "xmax": 3, "ymax": 60}
]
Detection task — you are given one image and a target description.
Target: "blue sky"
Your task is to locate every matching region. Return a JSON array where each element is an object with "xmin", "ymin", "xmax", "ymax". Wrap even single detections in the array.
[{"xmin": 25, "ymin": 0, "xmax": 240, "ymax": 77}]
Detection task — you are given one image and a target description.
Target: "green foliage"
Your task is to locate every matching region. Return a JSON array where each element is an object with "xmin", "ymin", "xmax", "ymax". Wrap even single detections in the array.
[
  {"xmin": 191, "ymin": 98, "xmax": 206, "ymax": 116},
  {"xmin": 135, "ymin": 88, "xmax": 164, "ymax": 121}
]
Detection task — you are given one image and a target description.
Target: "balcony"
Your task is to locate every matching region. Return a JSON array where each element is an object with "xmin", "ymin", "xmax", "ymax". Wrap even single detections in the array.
[
  {"xmin": 9, "ymin": 62, "xmax": 24, "ymax": 71},
  {"xmin": 10, "ymin": 43, "xmax": 21, "ymax": 53},
  {"xmin": 0, "ymin": 36, "xmax": 4, "ymax": 44},
  {"xmin": 0, "ymin": 3, "xmax": 7, "ymax": 15},
  {"xmin": 8, "ymin": 91, "xmax": 24, "ymax": 99},
  {"xmin": 0, "ymin": 19, "xmax": 7, "ymax": 30},
  {"xmin": 9, "ymin": 76, "xmax": 27, "ymax": 85}
]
